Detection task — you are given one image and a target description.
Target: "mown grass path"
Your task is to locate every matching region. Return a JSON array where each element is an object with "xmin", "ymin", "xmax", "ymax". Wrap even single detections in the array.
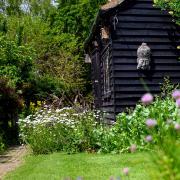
[{"xmin": 5, "ymin": 152, "xmax": 159, "ymax": 180}]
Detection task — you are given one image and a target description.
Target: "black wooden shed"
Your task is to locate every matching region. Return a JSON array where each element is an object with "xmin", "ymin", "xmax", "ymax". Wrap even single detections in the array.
[{"xmin": 84, "ymin": 0, "xmax": 180, "ymax": 122}]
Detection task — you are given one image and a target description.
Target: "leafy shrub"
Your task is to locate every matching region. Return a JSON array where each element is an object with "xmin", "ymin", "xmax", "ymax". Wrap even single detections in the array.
[
  {"xmin": 112, "ymin": 89, "xmax": 180, "ymax": 178},
  {"xmin": 23, "ymin": 74, "xmax": 67, "ymax": 104},
  {"xmin": 19, "ymin": 107, "xmax": 104, "ymax": 154},
  {"xmin": 153, "ymin": 134, "xmax": 180, "ymax": 180},
  {"xmin": 19, "ymin": 90, "xmax": 180, "ymax": 155},
  {"xmin": 114, "ymin": 95, "xmax": 178, "ymax": 150},
  {"xmin": 0, "ymin": 36, "xmax": 36, "ymax": 87},
  {"xmin": 18, "ymin": 82, "xmax": 180, "ymax": 178},
  {"xmin": 154, "ymin": 0, "xmax": 180, "ymax": 25}
]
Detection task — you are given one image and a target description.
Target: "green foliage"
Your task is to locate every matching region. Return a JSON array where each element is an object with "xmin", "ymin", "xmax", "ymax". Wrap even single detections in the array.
[
  {"xmin": 19, "ymin": 108, "xmax": 103, "ymax": 154},
  {"xmin": 154, "ymin": 0, "xmax": 180, "ymax": 24},
  {"xmin": 0, "ymin": 133, "xmax": 5, "ymax": 154},
  {"xmin": 0, "ymin": 0, "xmax": 108, "ymax": 146},
  {"xmin": 0, "ymin": 0, "xmax": 107, "ymax": 143},
  {"xmin": 19, "ymin": 91, "xmax": 180, "ymax": 155},
  {"xmin": 5, "ymin": 152, "xmax": 157, "ymax": 180},
  {"xmin": 0, "ymin": 36, "xmax": 36, "ymax": 87},
  {"xmin": 0, "ymin": 35, "xmax": 35, "ymax": 143},
  {"xmin": 153, "ymin": 136, "xmax": 180, "ymax": 180},
  {"xmin": 115, "ymin": 95, "xmax": 178, "ymax": 146},
  {"xmin": 17, "ymin": 82, "xmax": 180, "ymax": 178},
  {"xmin": 27, "ymin": 74, "xmax": 67, "ymax": 100},
  {"xmin": 55, "ymin": 0, "xmax": 107, "ymax": 39},
  {"xmin": 4, "ymin": 0, "xmax": 23, "ymax": 16}
]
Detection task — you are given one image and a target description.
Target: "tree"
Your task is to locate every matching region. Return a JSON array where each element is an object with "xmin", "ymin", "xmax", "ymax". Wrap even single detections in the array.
[
  {"xmin": 0, "ymin": 0, "xmax": 108, "ymax": 107},
  {"xmin": 0, "ymin": 0, "xmax": 108, "ymax": 144}
]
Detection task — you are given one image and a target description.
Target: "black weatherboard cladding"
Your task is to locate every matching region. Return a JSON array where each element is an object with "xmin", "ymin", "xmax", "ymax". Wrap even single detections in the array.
[
  {"xmin": 112, "ymin": 0, "xmax": 180, "ymax": 116},
  {"xmin": 88, "ymin": 0, "xmax": 180, "ymax": 122}
]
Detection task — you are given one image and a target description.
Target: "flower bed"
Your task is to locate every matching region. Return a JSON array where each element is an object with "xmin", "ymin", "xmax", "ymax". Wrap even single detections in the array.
[{"xmin": 18, "ymin": 88, "xmax": 180, "ymax": 178}]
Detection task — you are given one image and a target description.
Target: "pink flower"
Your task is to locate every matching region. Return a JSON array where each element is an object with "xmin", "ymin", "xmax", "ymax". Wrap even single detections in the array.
[
  {"xmin": 172, "ymin": 90, "xmax": 180, "ymax": 100},
  {"xmin": 141, "ymin": 93, "xmax": 153, "ymax": 105},
  {"xmin": 176, "ymin": 99, "xmax": 180, "ymax": 108},
  {"xmin": 145, "ymin": 135, "xmax": 153, "ymax": 142},
  {"xmin": 123, "ymin": 167, "xmax": 129, "ymax": 176},
  {"xmin": 145, "ymin": 119, "xmax": 157, "ymax": 128},
  {"xmin": 174, "ymin": 123, "xmax": 180, "ymax": 131},
  {"xmin": 129, "ymin": 144, "xmax": 136, "ymax": 153}
]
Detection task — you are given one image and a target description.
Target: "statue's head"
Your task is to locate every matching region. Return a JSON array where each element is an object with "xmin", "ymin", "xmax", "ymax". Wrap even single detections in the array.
[
  {"xmin": 137, "ymin": 42, "xmax": 151, "ymax": 70},
  {"xmin": 142, "ymin": 42, "xmax": 147, "ymax": 46}
]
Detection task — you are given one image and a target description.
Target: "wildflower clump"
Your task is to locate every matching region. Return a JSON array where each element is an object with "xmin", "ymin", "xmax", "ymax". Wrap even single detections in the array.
[
  {"xmin": 19, "ymin": 84, "xmax": 180, "ymax": 163},
  {"xmin": 140, "ymin": 88, "xmax": 180, "ymax": 179},
  {"xmin": 18, "ymin": 106, "xmax": 103, "ymax": 154}
]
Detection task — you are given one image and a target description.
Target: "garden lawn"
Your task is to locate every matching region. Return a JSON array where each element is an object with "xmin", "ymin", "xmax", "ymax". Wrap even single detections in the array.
[{"xmin": 5, "ymin": 152, "xmax": 159, "ymax": 180}]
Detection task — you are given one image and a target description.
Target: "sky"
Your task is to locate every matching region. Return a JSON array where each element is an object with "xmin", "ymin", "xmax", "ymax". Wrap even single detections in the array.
[{"xmin": 0, "ymin": 0, "xmax": 59, "ymax": 14}]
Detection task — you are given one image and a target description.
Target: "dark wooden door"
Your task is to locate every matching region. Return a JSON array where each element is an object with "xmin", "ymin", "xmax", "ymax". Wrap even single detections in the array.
[{"xmin": 91, "ymin": 48, "xmax": 102, "ymax": 109}]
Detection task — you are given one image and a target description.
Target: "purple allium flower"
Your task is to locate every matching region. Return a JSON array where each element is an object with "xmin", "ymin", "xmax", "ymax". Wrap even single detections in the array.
[
  {"xmin": 129, "ymin": 144, "xmax": 136, "ymax": 153},
  {"xmin": 122, "ymin": 167, "xmax": 129, "ymax": 176},
  {"xmin": 172, "ymin": 90, "xmax": 180, "ymax": 100},
  {"xmin": 176, "ymin": 99, "xmax": 180, "ymax": 108},
  {"xmin": 145, "ymin": 135, "xmax": 153, "ymax": 142},
  {"xmin": 141, "ymin": 93, "xmax": 153, "ymax": 105},
  {"xmin": 145, "ymin": 119, "xmax": 157, "ymax": 128},
  {"xmin": 174, "ymin": 123, "xmax": 180, "ymax": 131}
]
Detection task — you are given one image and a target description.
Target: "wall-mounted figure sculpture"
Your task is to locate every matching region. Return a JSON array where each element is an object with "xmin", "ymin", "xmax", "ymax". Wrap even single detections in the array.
[{"xmin": 137, "ymin": 43, "xmax": 151, "ymax": 70}]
